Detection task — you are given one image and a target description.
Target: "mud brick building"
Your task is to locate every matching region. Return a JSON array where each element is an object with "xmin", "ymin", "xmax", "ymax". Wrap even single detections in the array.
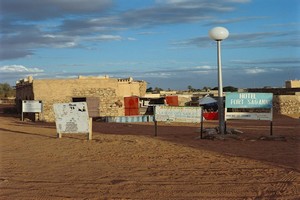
[
  {"xmin": 16, "ymin": 76, "xmax": 147, "ymax": 122},
  {"xmin": 285, "ymin": 80, "xmax": 300, "ymax": 88}
]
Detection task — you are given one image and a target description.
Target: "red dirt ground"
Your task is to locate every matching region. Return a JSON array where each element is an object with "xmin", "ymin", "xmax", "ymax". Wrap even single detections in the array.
[{"xmin": 0, "ymin": 113, "xmax": 299, "ymax": 199}]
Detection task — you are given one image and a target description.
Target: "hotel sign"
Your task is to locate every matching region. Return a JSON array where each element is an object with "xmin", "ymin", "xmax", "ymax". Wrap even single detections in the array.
[
  {"xmin": 225, "ymin": 92, "xmax": 274, "ymax": 135},
  {"xmin": 225, "ymin": 93, "xmax": 273, "ymax": 121},
  {"xmin": 226, "ymin": 93, "xmax": 273, "ymax": 109}
]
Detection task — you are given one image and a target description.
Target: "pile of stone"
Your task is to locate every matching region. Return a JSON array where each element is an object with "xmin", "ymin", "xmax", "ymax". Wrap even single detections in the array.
[{"xmin": 201, "ymin": 127, "xmax": 243, "ymax": 140}]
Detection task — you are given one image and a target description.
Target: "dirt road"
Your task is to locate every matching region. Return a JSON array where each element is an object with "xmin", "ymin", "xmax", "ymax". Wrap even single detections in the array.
[{"xmin": 0, "ymin": 114, "xmax": 299, "ymax": 199}]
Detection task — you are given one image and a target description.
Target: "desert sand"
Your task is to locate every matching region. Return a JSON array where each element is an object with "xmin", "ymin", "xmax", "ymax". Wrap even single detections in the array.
[{"xmin": 0, "ymin": 113, "xmax": 299, "ymax": 199}]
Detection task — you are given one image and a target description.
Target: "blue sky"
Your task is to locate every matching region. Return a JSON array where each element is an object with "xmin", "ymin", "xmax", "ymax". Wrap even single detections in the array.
[{"xmin": 0, "ymin": 0, "xmax": 299, "ymax": 89}]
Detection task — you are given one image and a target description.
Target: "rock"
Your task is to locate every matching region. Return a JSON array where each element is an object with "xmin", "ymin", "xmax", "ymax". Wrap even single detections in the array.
[{"xmin": 232, "ymin": 129, "xmax": 243, "ymax": 135}]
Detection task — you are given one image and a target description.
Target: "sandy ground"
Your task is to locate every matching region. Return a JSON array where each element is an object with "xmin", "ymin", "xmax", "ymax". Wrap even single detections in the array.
[{"xmin": 0, "ymin": 113, "xmax": 299, "ymax": 199}]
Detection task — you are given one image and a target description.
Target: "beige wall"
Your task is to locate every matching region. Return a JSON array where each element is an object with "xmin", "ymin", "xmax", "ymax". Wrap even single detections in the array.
[
  {"xmin": 118, "ymin": 81, "xmax": 147, "ymax": 97},
  {"xmin": 273, "ymin": 95, "xmax": 300, "ymax": 118},
  {"xmin": 286, "ymin": 80, "xmax": 300, "ymax": 88},
  {"xmin": 16, "ymin": 77, "xmax": 147, "ymax": 122}
]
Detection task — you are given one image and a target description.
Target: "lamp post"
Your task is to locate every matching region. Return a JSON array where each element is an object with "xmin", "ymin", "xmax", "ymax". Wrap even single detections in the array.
[{"xmin": 209, "ymin": 27, "xmax": 229, "ymax": 134}]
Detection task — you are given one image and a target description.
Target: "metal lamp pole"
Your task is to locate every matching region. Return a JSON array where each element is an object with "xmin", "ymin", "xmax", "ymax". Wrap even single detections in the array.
[{"xmin": 209, "ymin": 27, "xmax": 229, "ymax": 135}]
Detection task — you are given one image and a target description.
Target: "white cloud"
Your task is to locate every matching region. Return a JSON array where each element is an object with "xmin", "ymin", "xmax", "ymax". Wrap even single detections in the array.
[
  {"xmin": 228, "ymin": 0, "xmax": 251, "ymax": 3},
  {"xmin": 239, "ymin": 66, "xmax": 284, "ymax": 75},
  {"xmin": 127, "ymin": 37, "xmax": 137, "ymax": 41},
  {"xmin": 0, "ymin": 65, "xmax": 44, "ymax": 73},
  {"xmin": 192, "ymin": 65, "xmax": 215, "ymax": 74},
  {"xmin": 205, "ymin": 16, "xmax": 268, "ymax": 26},
  {"xmin": 156, "ymin": 0, "xmax": 189, "ymax": 4},
  {"xmin": 244, "ymin": 68, "xmax": 266, "ymax": 74},
  {"xmin": 84, "ymin": 35, "xmax": 123, "ymax": 42},
  {"xmin": 137, "ymin": 31, "xmax": 160, "ymax": 35},
  {"xmin": 143, "ymin": 72, "xmax": 173, "ymax": 78},
  {"xmin": 270, "ymin": 68, "xmax": 283, "ymax": 72},
  {"xmin": 0, "ymin": 65, "xmax": 45, "ymax": 85},
  {"xmin": 194, "ymin": 65, "xmax": 213, "ymax": 70},
  {"xmin": 1, "ymin": 0, "xmax": 252, "ymax": 60},
  {"xmin": 1, "ymin": 0, "xmax": 113, "ymax": 21},
  {"xmin": 94, "ymin": 35, "xmax": 122, "ymax": 41}
]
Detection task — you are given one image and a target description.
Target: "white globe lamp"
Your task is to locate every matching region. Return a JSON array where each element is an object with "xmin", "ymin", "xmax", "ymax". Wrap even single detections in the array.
[{"xmin": 209, "ymin": 27, "xmax": 229, "ymax": 41}]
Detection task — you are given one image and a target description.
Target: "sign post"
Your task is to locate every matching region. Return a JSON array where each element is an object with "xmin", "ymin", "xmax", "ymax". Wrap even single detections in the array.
[
  {"xmin": 22, "ymin": 100, "xmax": 43, "ymax": 121},
  {"xmin": 154, "ymin": 106, "xmax": 203, "ymax": 136},
  {"xmin": 53, "ymin": 102, "xmax": 92, "ymax": 140}
]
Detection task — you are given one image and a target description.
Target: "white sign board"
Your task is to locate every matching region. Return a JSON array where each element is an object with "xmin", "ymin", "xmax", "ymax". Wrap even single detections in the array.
[
  {"xmin": 53, "ymin": 102, "xmax": 90, "ymax": 134},
  {"xmin": 155, "ymin": 106, "xmax": 202, "ymax": 123},
  {"xmin": 225, "ymin": 112, "xmax": 272, "ymax": 121},
  {"xmin": 22, "ymin": 100, "xmax": 43, "ymax": 113}
]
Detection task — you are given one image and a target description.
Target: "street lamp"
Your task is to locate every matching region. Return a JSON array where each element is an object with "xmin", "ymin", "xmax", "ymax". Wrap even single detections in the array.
[{"xmin": 209, "ymin": 27, "xmax": 229, "ymax": 134}]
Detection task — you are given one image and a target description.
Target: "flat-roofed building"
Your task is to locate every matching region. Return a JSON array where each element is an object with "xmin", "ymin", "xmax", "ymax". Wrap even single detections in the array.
[
  {"xmin": 16, "ymin": 76, "xmax": 147, "ymax": 122},
  {"xmin": 286, "ymin": 80, "xmax": 300, "ymax": 88}
]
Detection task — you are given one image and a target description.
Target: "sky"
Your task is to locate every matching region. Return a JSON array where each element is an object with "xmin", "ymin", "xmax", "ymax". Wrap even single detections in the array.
[{"xmin": 0, "ymin": 0, "xmax": 299, "ymax": 90}]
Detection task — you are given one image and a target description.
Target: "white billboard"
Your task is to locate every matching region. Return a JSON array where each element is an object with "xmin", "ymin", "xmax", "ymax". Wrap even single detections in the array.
[
  {"xmin": 53, "ymin": 102, "xmax": 90, "ymax": 135},
  {"xmin": 155, "ymin": 106, "xmax": 202, "ymax": 123},
  {"xmin": 22, "ymin": 100, "xmax": 43, "ymax": 113}
]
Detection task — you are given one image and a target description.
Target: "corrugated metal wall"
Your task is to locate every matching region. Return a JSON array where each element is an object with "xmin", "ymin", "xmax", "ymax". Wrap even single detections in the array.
[
  {"xmin": 165, "ymin": 96, "xmax": 179, "ymax": 106},
  {"xmin": 124, "ymin": 96, "xmax": 139, "ymax": 116}
]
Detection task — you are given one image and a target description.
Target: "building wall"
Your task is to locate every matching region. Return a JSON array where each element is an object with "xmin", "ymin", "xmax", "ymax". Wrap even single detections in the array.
[
  {"xmin": 286, "ymin": 80, "xmax": 300, "ymax": 88},
  {"xmin": 16, "ymin": 76, "xmax": 147, "ymax": 122},
  {"xmin": 178, "ymin": 95, "xmax": 193, "ymax": 106},
  {"xmin": 16, "ymin": 83, "xmax": 34, "ymax": 113},
  {"xmin": 273, "ymin": 95, "xmax": 300, "ymax": 118},
  {"xmin": 118, "ymin": 82, "xmax": 146, "ymax": 97}
]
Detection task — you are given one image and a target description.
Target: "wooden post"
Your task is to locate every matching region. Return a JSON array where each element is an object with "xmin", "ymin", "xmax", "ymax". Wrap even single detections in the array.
[
  {"xmin": 87, "ymin": 118, "xmax": 93, "ymax": 140},
  {"xmin": 154, "ymin": 121, "xmax": 158, "ymax": 137},
  {"xmin": 57, "ymin": 132, "xmax": 62, "ymax": 139},
  {"xmin": 200, "ymin": 108, "xmax": 203, "ymax": 139},
  {"xmin": 270, "ymin": 121, "xmax": 273, "ymax": 136},
  {"xmin": 154, "ymin": 106, "xmax": 158, "ymax": 137},
  {"xmin": 270, "ymin": 107, "xmax": 273, "ymax": 136},
  {"xmin": 224, "ymin": 107, "xmax": 227, "ymax": 134}
]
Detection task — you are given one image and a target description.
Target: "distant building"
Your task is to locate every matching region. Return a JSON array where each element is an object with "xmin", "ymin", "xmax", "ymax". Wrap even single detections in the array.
[
  {"xmin": 285, "ymin": 80, "xmax": 300, "ymax": 88},
  {"xmin": 16, "ymin": 76, "xmax": 147, "ymax": 122}
]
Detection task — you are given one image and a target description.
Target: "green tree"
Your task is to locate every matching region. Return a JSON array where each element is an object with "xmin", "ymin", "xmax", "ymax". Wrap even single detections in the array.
[
  {"xmin": 0, "ymin": 83, "xmax": 15, "ymax": 98},
  {"xmin": 187, "ymin": 85, "xmax": 194, "ymax": 92},
  {"xmin": 223, "ymin": 86, "xmax": 238, "ymax": 92},
  {"xmin": 211, "ymin": 86, "xmax": 238, "ymax": 92},
  {"xmin": 146, "ymin": 87, "xmax": 153, "ymax": 93},
  {"xmin": 153, "ymin": 87, "xmax": 163, "ymax": 93},
  {"xmin": 202, "ymin": 86, "xmax": 211, "ymax": 91}
]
